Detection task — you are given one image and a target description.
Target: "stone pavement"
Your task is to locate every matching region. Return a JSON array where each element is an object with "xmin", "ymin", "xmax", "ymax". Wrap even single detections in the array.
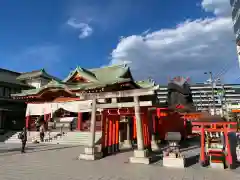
[{"xmin": 0, "ymin": 143, "xmax": 240, "ymax": 180}]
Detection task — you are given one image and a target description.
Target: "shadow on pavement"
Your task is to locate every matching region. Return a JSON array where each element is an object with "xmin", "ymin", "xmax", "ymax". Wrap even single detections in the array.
[
  {"xmin": 185, "ymin": 154, "xmax": 200, "ymax": 167},
  {"xmin": 0, "ymin": 144, "xmax": 82, "ymax": 157},
  {"xmin": 0, "ymin": 147, "xmax": 35, "ymax": 154},
  {"xmin": 0, "ymin": 131, "xmax": 18, "ymax": 142}
]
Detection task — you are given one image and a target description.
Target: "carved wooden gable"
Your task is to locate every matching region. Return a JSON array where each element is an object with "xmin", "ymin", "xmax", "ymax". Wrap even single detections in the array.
[{"xmin": 70, "ymin": 72, "xmax": 90, "ymax": 83}]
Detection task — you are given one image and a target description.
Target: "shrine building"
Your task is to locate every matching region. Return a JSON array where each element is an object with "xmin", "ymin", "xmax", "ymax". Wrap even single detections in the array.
[
  {"xmin": 11, "ymin": 64, "xmax": 158, "ymax": 133},
  {"xmin": 10, "ymin": 65, "xmax": 189, "ymax": 164}
]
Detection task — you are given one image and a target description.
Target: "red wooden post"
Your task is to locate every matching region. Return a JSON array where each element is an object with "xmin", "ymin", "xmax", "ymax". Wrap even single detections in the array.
[
  {"xmin": 142, "ymin": 108, "xmax": 150, "ymax": 147},
  {"xmin": 25, "ymin": 116, "xmax": 30, "ymax": 129},
  {"xmin": 44, "ymin": 114, "xmax": 50, "ymax": 131},
  {"xmin": 142, "ymin": 116, "xmax": 147, "ymax": 148},
  {"xmin": 156, "ymin": 108, "xmax": 161, "ymax": 118},
  {"xmin": 112, "ymin": 117, "xmax": 116, "ymax": 153},
  {"xmin": 115, "ymin": 116, "xmax": 120, "ymax": 152},
  {"xmin": 77, "ymin": 112, "xmax": 83, "ymax": 131},
  {"xmin": 156, "ymin": 108, "xmax": 161, "ymax": 138},
  {"xmin": 101, "ymin": 111, "xmax": 106, "ymax": 156},
  {"xmin": 152, "ymin": 114, "xmax": 156, "ymax": 134},
  {"xmin": 145, "ymin": 115, "xmax": 150, "ymax": 146},
  {"xmin": 133, "ymin": 116, "xmax": 136, "ymax": 139},
  {"xmin": 104, "ymin": 115, "xmax": 109, "ymax": 156},
  {"xmin": 200, "ymin": 126, "xmax": 206, "ymax": 164},
  {"xmin": 225, "ymin": 126, "xmax": 233, "ymax": 167},
  {"xmin": 183, "ymin": 114, "xmax": 186, "ymax": 127},
  {"xmin": 108, "ymin": 118, "xmax": 113, "ymax": 154}
]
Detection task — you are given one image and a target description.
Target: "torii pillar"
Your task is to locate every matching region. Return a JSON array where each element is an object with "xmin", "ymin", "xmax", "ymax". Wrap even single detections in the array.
[
  {"xmin": 129, "ymin": 96, "xmax": 150, "ymax": 164},
  {"xmin": 78, "ymin": 97, "xmax": 102, "ymax": 160}
]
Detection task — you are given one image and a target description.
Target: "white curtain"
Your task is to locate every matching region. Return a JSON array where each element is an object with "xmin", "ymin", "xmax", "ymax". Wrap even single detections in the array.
[
  {"xmin": 58, "ymin": 101, "xmax": 92, "ymax": 113},
  {"xmin": 26, "ymin": 100, "xmax": 92, "ymax": 116}
]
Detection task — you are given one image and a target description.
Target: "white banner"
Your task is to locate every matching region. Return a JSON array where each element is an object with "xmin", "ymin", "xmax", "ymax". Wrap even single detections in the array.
[
  {"xmin": 55, "ymin": 117, "xmax": 76, "ymax": 122},
  {"xmin": 26, "ymin": 100, "xmax": 92, "ymax": 116}
]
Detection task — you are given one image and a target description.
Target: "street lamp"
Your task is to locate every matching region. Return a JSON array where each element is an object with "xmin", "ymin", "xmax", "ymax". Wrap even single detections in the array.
[{"xmin": 204, "ymin": 72, "xmax": 216, "ymax": 115}]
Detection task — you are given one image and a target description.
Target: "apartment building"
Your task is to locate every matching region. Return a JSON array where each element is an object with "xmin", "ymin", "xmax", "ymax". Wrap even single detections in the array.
[
  {"xmin": 157, "ymin": 83, "xmax": 240, "ymax": 114},
  {"xmin": 230, "ymin": 0, "xmax": 240, "ymax": 62}
]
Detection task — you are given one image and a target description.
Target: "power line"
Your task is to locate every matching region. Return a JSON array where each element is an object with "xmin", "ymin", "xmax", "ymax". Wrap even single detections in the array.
[
  {"xmin": 215, "ymin": 63, "xmax": 236, "ymax": 80},
  {"xmin": 232, "ymin": 75, "xmax": 240, "ymax": 82}
]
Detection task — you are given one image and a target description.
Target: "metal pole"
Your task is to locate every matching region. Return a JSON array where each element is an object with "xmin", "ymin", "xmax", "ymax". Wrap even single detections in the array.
[
  {"xmin": 200, "ymin": 91, "xmax": 203, "ymax": 111},
  {"xmin": 221, "ymin": 84, "xmax": 225, "ymax": 117},
  {"xmin": 207, "ymin": 94, "xmax": 210, "ymax": 113},
  {"xmin": 204, "ymin": 72, "xmax": 216, "ymax": 115},
  {"xmin": 204, "ymin": 92, "xmax": 209, "ymax": 112},
  {"xmin": 209, "ymin": 72, "xmax": 216, "ymax": 115}
]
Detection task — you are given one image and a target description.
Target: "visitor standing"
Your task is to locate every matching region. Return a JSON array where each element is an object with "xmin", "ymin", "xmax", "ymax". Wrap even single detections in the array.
[
  {"xmin": 18, "ymin": 127, "xmax": 27, "ymax": 153},
  {"xmin": 40, "ymin": 124, "xmax": 45, "ymax": 142}
]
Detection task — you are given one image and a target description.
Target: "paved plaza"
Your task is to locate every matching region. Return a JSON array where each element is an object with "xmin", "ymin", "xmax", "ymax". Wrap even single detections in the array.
[{"xmin": 0, "ymin": 143, "xmax": 240, "ymax": 180}]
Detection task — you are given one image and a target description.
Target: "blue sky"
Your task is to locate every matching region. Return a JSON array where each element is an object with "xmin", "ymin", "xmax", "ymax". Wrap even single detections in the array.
[{"xmin": 0, "ymin": 0, "xmax": 238, "ymax": 84}]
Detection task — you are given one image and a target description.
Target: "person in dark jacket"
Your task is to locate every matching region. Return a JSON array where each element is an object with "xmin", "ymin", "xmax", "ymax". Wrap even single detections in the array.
[
  {"xmin": 39, "ymin": 124, "xmax": 45, "ymax": 142},
  {"xmin": 19, "ymin": 127, "xmax": 27, "ymax": 153}
]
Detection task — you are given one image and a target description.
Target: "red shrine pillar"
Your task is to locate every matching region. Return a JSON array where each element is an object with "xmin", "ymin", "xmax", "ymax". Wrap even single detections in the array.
[
  {"xmin": 152, "ymin": 114, "xmax": 156, "ymax": 134},
  {"xmin": 25, "ymin": 116, "xmax": 30, "ymax": 130},
  {"xmin": 25, "ymin": 103, "xmax": 31, "ymax": 130},
  {"xmin": 77, "ymin": 112, "xmax": 83, "ymax": 131},
  {"xmin": 156, "ymin": 108, "xmax": 161, "ymax": 137},
  {"xmin": 44, "ymin": 114, "xmax": 50, "ymax": 130}
]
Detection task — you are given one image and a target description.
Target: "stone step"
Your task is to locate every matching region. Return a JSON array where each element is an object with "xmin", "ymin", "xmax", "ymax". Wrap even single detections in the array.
[
  {"xmin": 54, "ymin": 134, "xmax": 102, "ymax": 145},
  {"xmin": 4, "ymin": 131, "xmax": 40, "ymax": 143},
  {"xmin": 4, "ymin": 131, "xmax": 102, "ymax": 145}
]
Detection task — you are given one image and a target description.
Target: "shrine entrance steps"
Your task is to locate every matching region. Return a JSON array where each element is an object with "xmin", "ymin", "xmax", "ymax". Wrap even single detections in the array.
[
  {"xmin": 51, "ymin": 132, "xmax": 102, "ymax": 145},
  {"xmin": 0, "ymin": 131, "xmax": 20, "ymax": 142},
  {"xmin": 4, "ymin": 131, "xmax": 40, "ymax": 144},
  {"xmin": 4, "ymin": 131, "xmax": 102, "ymax": 146}
]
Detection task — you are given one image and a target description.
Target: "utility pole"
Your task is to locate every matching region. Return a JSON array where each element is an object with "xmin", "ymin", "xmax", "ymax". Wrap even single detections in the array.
[
  {"xmin": 204, "ymin": 72, "xmax": 216, "ymax": 115},
  {"xmin": 221, "ymin": 84, "xmax": 225, "ymax": 117},
  {"xmin": 204, "ymin": 92, "xmax": 210, "ymax": 113},
  {"xmin": 200, "ymin": 91, "xmax": 203, "ymax": 111}
]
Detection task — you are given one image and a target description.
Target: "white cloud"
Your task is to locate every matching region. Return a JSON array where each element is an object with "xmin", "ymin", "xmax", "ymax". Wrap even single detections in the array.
[
  {"xmin": 110, "ymin": 0, "xmax": 238, "ymax": 83},
  {"xmin": 66, "ymin": 1, "xmax": 138, "ymax": 31},
  {"xmin": 201, "ymin": 0, "xmax": 231, "ymax": 17},
  {"xmin": 67, "ymin": 18, "xmax": 93, "ymax": 39}
]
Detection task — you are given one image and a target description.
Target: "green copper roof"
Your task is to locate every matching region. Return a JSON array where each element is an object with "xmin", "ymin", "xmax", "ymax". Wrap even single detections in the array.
[
  {"xmin": 135, "ymin": 80, "xmax": 157, "ymax": 88},
  {"xmin": 12, "ymin": 78, "xmax": 132, "ymax": 97},
  {"xmin": 0, "ymin": 68, "xmax": 31, "ymax": 87},
  {"xmin": 64, "ymin": 64, "xmax": 130, "ymax": 83},
  {"xmin": 63, "ymin": 66, "xmax": 98, "ymax": 83},
  {"xmin": 69, "ymin": 78, "xmax": 132, "ymax": 90},
  {"xmin": 12, "ymin": 79, "xmax": 69, "ymax": 97},
  {"xmin": 12, "ymin": 64, "xmax": 156, "ymax": 97},
  {"xmin": 17, "ymin": 69, "xmax": 61, "ymax": 81}
]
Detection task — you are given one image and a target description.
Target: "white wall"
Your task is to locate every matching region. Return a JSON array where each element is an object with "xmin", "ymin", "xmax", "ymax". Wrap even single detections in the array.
[{"xmin": 25, "ymin": 78, "xmax": 51, "ymax": 89}]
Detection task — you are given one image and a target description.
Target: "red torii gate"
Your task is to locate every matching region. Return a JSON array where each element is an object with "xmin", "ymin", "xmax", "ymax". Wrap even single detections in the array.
[{"xmin": 101, "ymin": 107, "xmax": 151, "ymax": 156}]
